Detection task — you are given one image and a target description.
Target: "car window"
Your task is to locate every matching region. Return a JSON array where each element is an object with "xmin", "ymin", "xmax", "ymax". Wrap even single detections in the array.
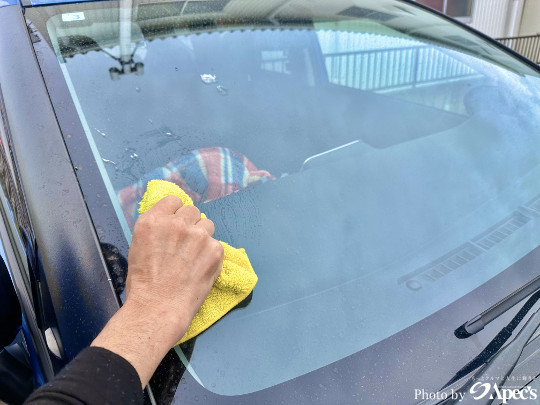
[{"xmin": 42, "ymin": 0, "xmax": 540, "ymax": 396}]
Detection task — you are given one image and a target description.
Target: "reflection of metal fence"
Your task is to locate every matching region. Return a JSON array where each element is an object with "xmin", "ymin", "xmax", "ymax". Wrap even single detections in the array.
[
  {"xmin": 497, "ymin": 34, "xmax": 540, "ymax": 64},
  {"xmin": 324, "ymin": 45, "xmax": 477, "ymax": 91}
]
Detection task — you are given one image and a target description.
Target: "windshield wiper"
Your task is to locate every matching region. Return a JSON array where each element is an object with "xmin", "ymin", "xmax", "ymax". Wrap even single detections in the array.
[
  {"xmin": 421, "ymin": 293, "xmax": 540, "ymax": 405},
  {"xmin": 455, "ymin": 273, "xmax": 540, "ymax": 338},
  {"xmin": 445, "ymin": 285, "xmax": 540, "ymax": 387}
]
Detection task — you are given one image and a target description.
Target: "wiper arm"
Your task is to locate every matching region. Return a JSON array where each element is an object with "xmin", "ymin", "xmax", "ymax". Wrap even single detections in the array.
[
  {"xmin": 445, "ymin": 287, "xmax": 540, "ymax": 387},
  {"xmin": 456, "ymin": 305, "xmax": 540, "ymax": 404},
  {"xmin": 455, "ymin": 273, "xmax": 540, "ymax": 338},
  {"xmin": 421, "ymin": 294, "xmax": 540, "ymax": 405}
]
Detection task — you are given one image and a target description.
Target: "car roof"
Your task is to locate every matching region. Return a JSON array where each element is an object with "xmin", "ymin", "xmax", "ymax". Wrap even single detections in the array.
[{"xmin": 1, "ymin": 0, "xmax": 103, "ymax": 8}]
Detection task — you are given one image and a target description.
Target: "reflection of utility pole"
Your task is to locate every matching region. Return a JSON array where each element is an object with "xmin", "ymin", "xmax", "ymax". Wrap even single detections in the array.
[
  {"xmin": 505, "ymin": 0, "xmax": 524, "ymax": 38},
  {"xmin": 109, "ymin": 0, "xmax": 144, "ymax": 80}
]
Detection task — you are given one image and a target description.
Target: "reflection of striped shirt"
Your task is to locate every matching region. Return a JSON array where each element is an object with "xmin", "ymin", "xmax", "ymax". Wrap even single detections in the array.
[{"xmin": 118, "ymin": 147, "xmax": 274, "ymax": 229}]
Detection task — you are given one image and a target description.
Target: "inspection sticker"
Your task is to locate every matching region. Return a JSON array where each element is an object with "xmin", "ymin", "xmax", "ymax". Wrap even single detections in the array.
[{"xmin": 62, "ymin": 12, "xmax": 85, "ymax": 22}]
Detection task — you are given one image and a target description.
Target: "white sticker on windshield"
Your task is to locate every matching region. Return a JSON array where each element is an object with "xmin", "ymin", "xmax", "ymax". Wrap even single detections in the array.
[{"xmin": 62, "ymin": 12, "xmax": 85, "ymax": 22}]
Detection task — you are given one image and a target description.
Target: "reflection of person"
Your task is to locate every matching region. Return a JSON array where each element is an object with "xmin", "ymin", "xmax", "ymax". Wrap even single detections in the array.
[{"xmin": 25, "ymin": 195, "xmax": 224, "ymax": 403}]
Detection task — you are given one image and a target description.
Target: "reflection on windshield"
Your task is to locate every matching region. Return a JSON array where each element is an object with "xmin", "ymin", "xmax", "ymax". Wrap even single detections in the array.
[{"xmin": 46, "ymin": 0, "xmax": 540, "ymax": 395}]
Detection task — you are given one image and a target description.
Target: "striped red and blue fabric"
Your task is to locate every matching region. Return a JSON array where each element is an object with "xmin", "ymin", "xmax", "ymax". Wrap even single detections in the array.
[{"xmin": 118, "ymin": 147, "xmax": 274, "ymax": 229}]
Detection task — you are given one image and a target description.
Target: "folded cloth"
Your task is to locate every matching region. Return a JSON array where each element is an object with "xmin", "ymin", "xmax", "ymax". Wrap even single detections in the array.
[
  {"xmin": 119, "ymin": 147, "xmax": 274, "ymax": 229},
  {"xmin": 138, "ymin": 179, "xmax": 258, "ymax": 345}
]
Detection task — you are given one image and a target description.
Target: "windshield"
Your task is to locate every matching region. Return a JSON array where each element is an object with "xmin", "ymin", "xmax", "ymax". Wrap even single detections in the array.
[{"xmin": 42, "ymin": 0, "xmax": 540, "ymax": 396}]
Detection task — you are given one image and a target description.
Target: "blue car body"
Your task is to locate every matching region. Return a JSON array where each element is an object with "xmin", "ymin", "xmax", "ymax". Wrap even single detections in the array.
[{"xmin": 4, "ymin": 1, "xmax": 540, "ymax": 404}]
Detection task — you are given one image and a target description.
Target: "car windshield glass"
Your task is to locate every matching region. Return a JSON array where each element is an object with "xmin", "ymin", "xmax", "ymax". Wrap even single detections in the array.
[{"xmin": 44, "ymin": 0, "xmax": 540, "ymax": 395}]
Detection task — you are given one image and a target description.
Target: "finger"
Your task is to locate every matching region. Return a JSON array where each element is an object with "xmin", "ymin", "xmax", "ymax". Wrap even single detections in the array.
[
  {"xmin": 196, "ymin": 218, "xmax": 215, "ymax": 236},
  {"xmin": 146, "ymin": 195, "xmax": 183, "ymax": 215},
  {"xmin": 213, "ymin": 243, "xmax": 224, "ymax": 281},
  {"xmin": 175, "ymin": 205, "xmax": 201, "ymax": 225}
]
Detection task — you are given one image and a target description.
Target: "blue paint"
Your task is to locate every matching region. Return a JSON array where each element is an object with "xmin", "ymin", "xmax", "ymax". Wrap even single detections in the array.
[
  {"xmin": 21, "ymin": 317, "xmax": 45, "ymax": 386},
  {"xmin": 30, "ymin": 0, "xmax": 101, "ymax": 6}
]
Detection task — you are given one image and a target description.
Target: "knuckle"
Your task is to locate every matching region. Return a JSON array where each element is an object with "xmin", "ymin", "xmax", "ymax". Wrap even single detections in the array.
[
  {"xmin": 193, "ymin": 226, "xmax": 208, "ymax": 240},
  {"xmin": 187, "ymin": 205, "xmax": 201, "ymax": 217},
  {"xmin": 179, "ymin": 204, "xmax": 193, "ymax": 213},
  {"xmin": 201, "ymin": 218, "xmax": 215, "ymax": 231},
  {"xmin": 134, "ymin": 213, "xmax": 155, "ymax": 231},
  {"xmin": 183, "ymin": 222, "xmax": 205, "ymax": 240},
  {"xmin": 163, "ymin": 195, "xmax": 182, "ymax": 205},
  {"xmin": 212, "ymin": 240, "xmax": 225, "ymax": 259},
  {"xmin": 172, "ymin": 217, "xmax": 188, "ymax": 234}
]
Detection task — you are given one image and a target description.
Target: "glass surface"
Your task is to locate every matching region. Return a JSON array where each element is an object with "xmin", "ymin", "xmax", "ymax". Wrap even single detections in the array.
[{"xmin": 44, "ymin": 0, "xmax": 540, "ymax": 396}]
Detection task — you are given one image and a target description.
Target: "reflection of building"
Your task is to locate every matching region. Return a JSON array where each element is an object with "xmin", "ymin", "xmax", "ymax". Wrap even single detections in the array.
[
  {"xmin": 519, "ymin": 0, "xmax": 540, "ymax": 35},
  {"xmin": 466, "ymin": 0, "xmax": 524, "ymax": 38},
  {"xmin": 415, "ymin": 0, "xmax": 522, "ymax": 38},
  {"xmin": 416, "ymin": 0, "xmax": 540, "ymax": 63},
  {"xmin": 415, "ymin": 0, "xmax": 475, "ymax": 23},
  {"xmin": 44, "ymin": 0, "xmax": 526, "ymax": 110}
]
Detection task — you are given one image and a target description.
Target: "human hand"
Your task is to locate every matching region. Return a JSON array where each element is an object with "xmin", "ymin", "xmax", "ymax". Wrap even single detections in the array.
[
  {"xmin": 92, "ymin": 195, "xmax": 223, "ymax": 387},
  {"xmin": 126, "ymin": 195, "xmax": 224, "ymax": 338}
]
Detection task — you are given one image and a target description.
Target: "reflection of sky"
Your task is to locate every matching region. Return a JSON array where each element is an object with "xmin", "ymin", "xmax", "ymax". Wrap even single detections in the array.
[
  {"xmin": 0, "ymin": 232, "xmax": 6, "ymax": 264},
  {"xmin": 0, "ymin": 0, "xmax": 20, "ymax": 7},
  {"xmin": 56, "ymin": 25, "xmax": 540, "ymax": 395}
]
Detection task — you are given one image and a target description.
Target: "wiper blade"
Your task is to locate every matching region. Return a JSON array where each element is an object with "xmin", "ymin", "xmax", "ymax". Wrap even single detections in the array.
[
  {"xmin": 422, "ymin": 296, "xmax": 540, "ymax": 405},
  {"xmin": 445, "ymin": 288, "xmax": 540, "ymax": 387},
  {"xmin": 455, "ymin": 273, "xmax": 540, "ymax": 338}
]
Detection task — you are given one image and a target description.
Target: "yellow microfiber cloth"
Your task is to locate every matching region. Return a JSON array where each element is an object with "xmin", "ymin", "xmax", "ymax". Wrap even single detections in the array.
[{"xmin": 138, "ymin": 179, "xmax": 258, "ymax": 345}]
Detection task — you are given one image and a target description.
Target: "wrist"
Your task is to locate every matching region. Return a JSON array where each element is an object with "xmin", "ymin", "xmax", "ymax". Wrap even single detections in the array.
[
  {"xmin": 91, "ymin": 299, "xmax": 190, "ymax": 387},
  {"xmin": 122, "ymin": 295, "xmax": 191, "ymax": 345}
]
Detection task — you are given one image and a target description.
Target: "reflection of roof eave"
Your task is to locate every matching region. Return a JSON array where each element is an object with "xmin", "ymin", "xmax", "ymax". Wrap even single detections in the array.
[
  {"xmin": 39, "ymin": 0, "xmax": 527, "ymax": 75},
  {"xmin": 59, "ymin": 24, "xmax": 411, "ymax": 59},
  {"xmin": 60, "ymin": 23, "xmax": 524, "ymax": 76},
  {"xmin": 55, "ymin": 11, "xmax": 414, "ymax": 57}
]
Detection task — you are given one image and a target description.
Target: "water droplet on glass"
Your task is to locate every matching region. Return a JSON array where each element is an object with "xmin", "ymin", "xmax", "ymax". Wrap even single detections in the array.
[
  {"xmin": 94, "ymin": 128, "xmax": 107, "ymax": 137},
  {"xmin": 135, "ymin": 87, "xmax": 141, "ymax": 93},
  {"xmin": 200, "ymin": 74, "xmax": 217, "ymax": 84},
  {"xmin": 216, "ymin": 85, "xmax": 228, "ymax": 96},
  {"xmin": 148, "ymin": 118, "xmax": 153, "ymax": 124},
  {"xmin": 102, "ymin": 158, "xmax": 116, "ymax": 165}
]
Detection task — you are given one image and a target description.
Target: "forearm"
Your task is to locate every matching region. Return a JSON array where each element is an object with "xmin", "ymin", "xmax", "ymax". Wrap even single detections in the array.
[
  {"xmin": 25, "ymin": 346, "xmax": 142, "ymax": 404},
  {"xmin": 25, "ymin": 194, "xmax": 223, "ymax": 402},
  {"xmin": 25, "ymin": 294, "xmax": 191, "ymax": 404},
  {"xmin": 91, "ymin": 299, "xmax": 189, "ymax": 388}
]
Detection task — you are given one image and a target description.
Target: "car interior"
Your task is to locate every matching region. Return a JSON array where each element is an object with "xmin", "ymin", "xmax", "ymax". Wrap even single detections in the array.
[{"xmin": 114, "ymin": 28, "xmax": 470, "ymax": 179}]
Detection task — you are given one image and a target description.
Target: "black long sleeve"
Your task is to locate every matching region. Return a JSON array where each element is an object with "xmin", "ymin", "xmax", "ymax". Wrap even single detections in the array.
[{"xmin": 24, "ymin": 346, "xmax": 143, "ymax": 404}]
